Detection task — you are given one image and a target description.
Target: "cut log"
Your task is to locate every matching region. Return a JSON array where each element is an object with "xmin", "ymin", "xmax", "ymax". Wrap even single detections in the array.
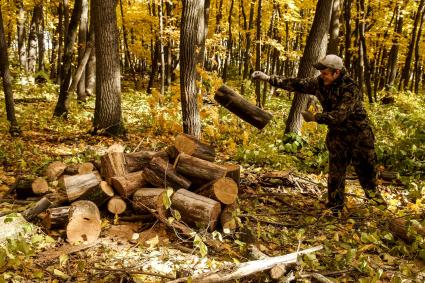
[
  {"xmin": 107, "ymin": 196, "xmax": 127, "ymax": 215},
  {"xmin": 174, "ymin": 133, "xmax": 216, "ymax": 162},
  {"xmin": 171, "ymin": 189, "xmax": 221, "ymax": 231},
  {"xmin": 388, "ymin": 217, "xmax": 425, "ymax": 243},
  {"xmin": 22, "ymin": 197, "xmax": 53, "ymax": 221},
  {"xmin": 101, "ymin": 151, "xmax": 127, "ymax": 183},
  {"xmin": 198, "ymin": 177, "xmax": 238, "ymax": 205},
  {"xmin": 165, "ymin": 145, "xmax": 179, "ymax": 163},
  {"xmin": 214, "ymin": 85, "xmax": 273, "ymax": 130},
  {"xmin": 77, "ymin": 180, "xmax": 114, "ymax": 206},
  {"xmin": 223, "ymin": 163, "xmax": 241, "ymax": 186},
  {"xmin": 64, "ymin": 173, "xmax": 102, "ymax": 202},
  {"xmin": 248, "ymin": 244, "xmax": 294, "ymax": 280},
  {"xmin": 111, "ymin": 171, "xmax": 147, "ymax": 198},
  {"xmin": 174, "ymin": 153, "xmax": 227, "ymax": 183},
  {"xmin": 15, "ymin": 177, "xmax": 49, "ymax": 199},
  {"xmin": 43, "ymin": 206, "xmax": 70, "ymax": 229},
  {"xmin": 133, "ymin": 188, "xmax": 166, "ymax": 212},
  {"xmin": 78, "ymin": 162, "xmax": 95, "ymax": 174},
  {"xmin": 144, "ymin": 157, "xmax": 191, "ymax": 190},
  {"xmin": 220, "ymin": 203, "xmax": 237, "ymax": 233},
  {"xmin": 378, "ymin": 171, "xmax": 400, "ymax": 181},
  {"xmin": 125, "ymin": 150, "xmax": 157, "ymax": 173},
  {"xmin": 66, "ymin": 200, "xmax": 101, "ymax": 244},
  {"xmin": 45, "ymin": 161, "xmax": 67, "ymax": 181}
]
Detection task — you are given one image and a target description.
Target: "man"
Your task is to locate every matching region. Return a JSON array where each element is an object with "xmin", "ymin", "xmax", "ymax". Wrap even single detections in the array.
[{"xmin": 252, "ymin": 54, "xmax": 386, "ymax": 213}]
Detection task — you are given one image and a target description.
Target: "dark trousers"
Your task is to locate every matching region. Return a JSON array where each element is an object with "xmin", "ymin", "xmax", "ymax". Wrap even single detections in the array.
[{"xmin": 326, "ymin": 126, "xmax": 377, "ymax": 206}]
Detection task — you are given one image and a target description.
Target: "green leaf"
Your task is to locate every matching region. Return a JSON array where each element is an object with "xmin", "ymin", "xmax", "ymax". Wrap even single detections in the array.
[
  {"xmin": 172, "ymin": 209, "xmax": 181, "ymax": 221},
  {"xmin": 162, "ymin": 188, "xmax": 173, "ymax": 209},
  {"xmin": 53, "ymin": 269, "xmax": 69, "ymax": 280}
]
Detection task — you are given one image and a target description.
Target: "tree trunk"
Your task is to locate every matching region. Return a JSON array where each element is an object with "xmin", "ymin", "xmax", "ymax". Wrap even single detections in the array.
[
  {"xmin": 241, "ymin": 0, "xmax": 255, "ymax": 96},
  {"xmin": 359, "ymin": 0, "xmax": 373, "ymax": 103},
  {"xmin": 180, "ymin": 0, "xmax": 206, "ymax": 138},
  {"xmin": 255, "ymin": 0, "xmax": 263, "ymax": 107},
  {"xmin": 386, "ymin": 5, "xmax": 404, "ymax": 88},
  {"xmin": 327, "ymin": 0, "xmax": 340, "ymax": 54},
  {"xmin": 412, "ymin": 8, "xmax": 425, "ymax": 93},
  {"xmin": 284, "ymin": 0, "xmax": 333, "ymax": 135},
  {"xmin": 85, "ymin": 44, "xmax": 96, "ymax": 96},
  {"xmin": 343, "ymin": 0, "xmax": 352, "ymax": 71},
  {"xmin": 16, "ymin": 0, "xmax": 27, "ymax": 71},
  {"xmin": 27, "ymin": 4, "xmax": 43, "ymax": 73},
  {"xmin": 77, "ymin": 0, "xmax": 89, "ymax": 102},
  {"xmin": 0, "ymin": 7, "xmax": 20, "ymax": 135},
  {"xmin": 92, "ymin": 0, "xmax": 125, "ymax": 135},
  {"xmin": 399, "ymin": 0, "xmax": 425, "ymax": 90},
  {"xmin": 56, "ymin": 0, "xmax": 64, "ymax": 84},
  {"xmin": 222, "ymin": 0, "xmax": 234, "ymax": 83},
  {"xmin": 53, "ymin": 0, "xmax": 83, "ymax": 117}
]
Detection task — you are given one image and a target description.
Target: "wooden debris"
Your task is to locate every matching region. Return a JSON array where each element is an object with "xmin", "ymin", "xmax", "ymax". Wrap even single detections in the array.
[
  {"xmin": 22, "ymin": 197, "xmax": 52, "ymax": 221},
  {"xmin": 174, "ymin": 152, "xmax": 227, "ymax": 182},
  {"xmin": 107, "ymin": 196, "xmax": 127, "ymax": 215},
  {"xmin": 45, "ymin": 161, "xmax": 67, "ymax": 181},
  {"xmin": 144, "ymin": 157, "xmax": 191, "ymax": 190},
  {"xmin": 111, "ymin": 171, "xmax": 147, "ymax": 198},
  {"xmin": 43, "ymin": 206, "xmax": 70, "ymax": 229},
  {"xmin": 198, "ymin": 177, "xmax": 238, "ymax": 205}
]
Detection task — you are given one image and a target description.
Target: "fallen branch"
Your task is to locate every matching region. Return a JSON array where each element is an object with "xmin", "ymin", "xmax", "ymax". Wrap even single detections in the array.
[
  {"xmin": 168, "ymin": 245, "xmax": 323, "ymax": 283},
  {"xmin": 92, "ymin": 267, "xmax": 175, "ymax": 279},
  {"xmin": 35, "ymin": 241, "xmax": 99, "ymax": 265}
]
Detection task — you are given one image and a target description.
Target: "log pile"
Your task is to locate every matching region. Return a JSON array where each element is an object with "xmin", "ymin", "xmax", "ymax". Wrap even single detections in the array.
[{"xmin": 6, "ymin": 133, "xmax": 241, "ymax": 244}]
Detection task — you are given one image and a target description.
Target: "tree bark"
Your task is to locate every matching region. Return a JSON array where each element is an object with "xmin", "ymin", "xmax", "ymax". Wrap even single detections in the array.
[
  {"xmin": 111, "ymin": 171, "xmax": 147, "ymax": 198},
  {"xmin": 255, "ymin": 0, "xmax": 263, "ymax": 107},
  {"xmin": 174, "ymin": 153, "xmax": 227, "ymax": 182},
  {"xmin": 240, "ymin": 0, "xmax": 255, "ymax": 96},
  {"xmin": 284, "ymin": 0, "xmax": 333, "ymax": 135},
  {"xmin": 53, "ymin": 0, "xmax": 83, "ymax": 117},
  {"xmin": 27, "ymin": 4, "xmax": 43, "ymax": 73},
  {"xmin": 0, "ymin": 6, "xmax": 20, "ymax": 135},
  {"xmin": 327, "ymin": 0, "xmax": 340, "ymax": 54},
  {"xmin": 143, "ymin": 157, "xmax": 191, "ymax": 190},
  {"xmin": 180, "ymin": 0, "xmax": 206, "ymax": 138},
  {"xmin": 92, "ymin": 0, "xmax": 125, "ymax": 135},
  {"xmin": 386, "ymin": 4, "xmax": 404, "ymax": 88},
  {"xmin": 16, "ymin": 0, "xmax": 27, "ymax": 71},
  {"xmin": 174, "ymin": 133, "xmax": 216, "ymax": 162},
  {"xmin": 343, "ymin": 0, "xmax": 352, "ymax": 71},
  {"xmin": 77, "ymin": 0, "xmax": 89, "ymax": 102}
]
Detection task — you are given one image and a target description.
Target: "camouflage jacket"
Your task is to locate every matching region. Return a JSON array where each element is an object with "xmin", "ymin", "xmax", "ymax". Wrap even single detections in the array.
[{"xmin": 268, "ymin": 72, "xmax": 372, "ymax": 133}]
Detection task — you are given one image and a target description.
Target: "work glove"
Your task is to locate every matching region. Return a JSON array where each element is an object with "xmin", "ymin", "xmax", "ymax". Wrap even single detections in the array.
[
  {"xmin": 251, "ymin": 71, "xmax": 270, "ymax": 82},
  {"xmin": 301, "ymin": 111, "xmax": 316, "ymax": 122}
]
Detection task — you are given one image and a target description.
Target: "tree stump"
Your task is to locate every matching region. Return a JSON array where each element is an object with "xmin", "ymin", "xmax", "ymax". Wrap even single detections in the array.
[
  {"xmin": 174, "ymin": 133, "xmax": 216, "ymax": 162},
  {"xmin": 171, "ymin": 189, "xmax": 221, "ymax": 231},
  {"xmin": 107, "ymin": 196, "xmax": 127, "ymax": 215},
  {"xmin": 43, "ymin": 206, "xmax": 71, "ymax": 229},
  {"xmin": 133, "ymin": 188, "xmax": 166, "ymax": 212},
  {"xmin": 66, "ymin": 200, "xmax": 101, "ymax": 244},
  {"xmin": 174, "ymin": 153, "xmax": 227, "ymax": 182},
  {"xmin": 111, "ymin": 171, "xmax": 147, "ymax": 198},
  {"xmin": 144, "ymin": 157, "xmax": 191, "ymax": 190},
  {"xmin": 198, "ymin": 177, "xmax": 238, "ymax": 205},
  {"xmin": 101, "ymin": 152, "xmax": 127, "ymax": 183},
  {"xmin": 214, "ymin": 85, "xmax": 273, "ymax": 129}
]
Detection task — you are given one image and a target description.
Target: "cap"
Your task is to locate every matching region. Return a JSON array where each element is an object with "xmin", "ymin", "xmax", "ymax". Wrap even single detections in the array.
[{"xmin": 313, "ymin": 54, "xmax": 344, "ymax": 70}]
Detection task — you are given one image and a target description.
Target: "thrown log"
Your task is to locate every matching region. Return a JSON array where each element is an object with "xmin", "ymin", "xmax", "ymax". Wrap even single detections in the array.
[
  {"xmin": 133, "ymin": 188, "xmax": 166, "ymax": 212},
  {"xmin": 101, "ymin": 151, "xmax": 127, "ymax": 183},
  {"xmin": 174, "ymin": 153, "xmax": 227, "ymax": 182},
  {"xmin": 64, "ymin": 173, "xmax": 102, "ymax": 202},
  {"xmin": 45, "ymin": 161, "xmax": 67, "ymax": 181},
  {"xmin": 66, "ymin": 200, "xmax": 101, "ymax": 244},
  {"xmin": 198, "ymin": 177, "xmax": 238, "ymax": 205},
  {"xmin": 171, "ymin": 189, "xmax": 221, "ymax": 231},
  {"xmin": 214, "ymin": 85, "xmax": 273, "ymax": 130},
  {"xmin": 174, "ymin": 133, "xmax": 216, "ymax": 162},
  {"xmin": 43, "ymin": 206, "xmax": 70, "ymax": 229},
  {"xmin": 111, "ymin": 171, "xmax": 147, "ymax": 198},
  {"xmin": 144, "ymin": 157, "xmax": 191, "ymax": 190},
  {"xmin": 107, "ymin": 196, "xmax": 127, "ymax": 215}
]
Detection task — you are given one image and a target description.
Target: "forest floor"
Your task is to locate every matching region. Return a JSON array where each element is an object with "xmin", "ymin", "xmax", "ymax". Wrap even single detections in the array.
[{"xmin": 0, "ymin": 80, "xmax": 424, "ymax": 282}]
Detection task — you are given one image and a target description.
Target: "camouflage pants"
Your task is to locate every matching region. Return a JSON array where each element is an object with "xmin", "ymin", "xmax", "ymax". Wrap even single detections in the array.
[{"xmin": 326, "ymin": 126, "xmax": 377, "ymax": 207}]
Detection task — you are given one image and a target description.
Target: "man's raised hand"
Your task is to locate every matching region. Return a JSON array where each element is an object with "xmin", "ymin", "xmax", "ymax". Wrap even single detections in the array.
[{"xmin": 251, "ymin": 71, "xmax": 270, "ymax": 82}]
